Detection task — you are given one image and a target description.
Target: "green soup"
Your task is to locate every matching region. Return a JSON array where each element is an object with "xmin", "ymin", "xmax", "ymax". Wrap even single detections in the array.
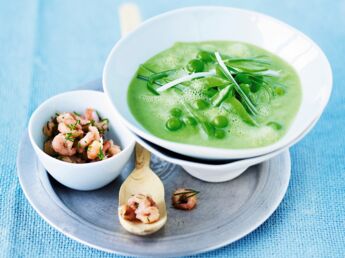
[{"xmin": 128, "ymin": 41, "xmax": 302, "ymax": 149}]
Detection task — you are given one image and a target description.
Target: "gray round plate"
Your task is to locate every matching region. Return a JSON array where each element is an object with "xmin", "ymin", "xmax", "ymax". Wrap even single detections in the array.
[{"xmin": 16, "ymin": 80, "xmax": 291, "ymax": 257}]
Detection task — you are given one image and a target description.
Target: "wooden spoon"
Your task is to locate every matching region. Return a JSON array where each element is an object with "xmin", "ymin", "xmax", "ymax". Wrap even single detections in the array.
[
  {"xmin": 118, "ymin": 143, "xmax": 167, "ymax": 235},
  {"xmin": 116, "ymin": 4, "xmax": 166, "ymax": 235}
]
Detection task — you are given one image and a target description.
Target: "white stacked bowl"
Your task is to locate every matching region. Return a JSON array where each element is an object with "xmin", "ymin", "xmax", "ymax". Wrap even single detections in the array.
[{"xmin": 102, "ymin": 7, "xmax": 332, "ymax": 180}]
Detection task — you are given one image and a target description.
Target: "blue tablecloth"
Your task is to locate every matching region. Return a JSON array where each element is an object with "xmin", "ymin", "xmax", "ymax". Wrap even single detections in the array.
[{"xmin": 1, "ymin": 0, "xmax": 344, "ymax": 257}]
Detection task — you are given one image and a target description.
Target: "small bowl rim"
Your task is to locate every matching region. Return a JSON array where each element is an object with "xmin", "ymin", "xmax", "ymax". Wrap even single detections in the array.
[
  {"xmin": 28, "ymin": 89, "xmax": 135, "ymax": 167},
  {"xmin": 102, "ymin": 5, "xmax": 333, "ymax": 159}
]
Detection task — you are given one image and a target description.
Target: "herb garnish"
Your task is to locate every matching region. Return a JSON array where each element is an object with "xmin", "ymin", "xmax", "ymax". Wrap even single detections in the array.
[
  {"xmin": 67, "ymin": 120, "xmax": 80, "ymax": 130},
  {"xmin": 96, "ymin": 110, "xmax": 102, "ymax": 120},
  {"xmin": 215, "ymin": 52, "xmax": 258, "ymax": 115},
  {"xmin": 173, "ymin": 189, "xmax": 199, "ymax": 204},
  {"xmin": 85, "ymin": 120, "xmax": 95, "ymax": 126},
  {"xmin": 97, "ymin": 147, "xmax": 105, "ymax": 160},
  {"xmin": 65, "ymin": 133, "xmax": 75, "ymax": 142}
]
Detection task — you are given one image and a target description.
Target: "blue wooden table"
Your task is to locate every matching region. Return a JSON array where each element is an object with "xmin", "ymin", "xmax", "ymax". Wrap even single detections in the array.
[{"xmin": 1, "ymin": 0, "xmax": 344, "ymax": 257}]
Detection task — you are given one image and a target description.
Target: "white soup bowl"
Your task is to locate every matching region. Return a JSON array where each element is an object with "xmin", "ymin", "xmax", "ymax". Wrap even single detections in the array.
[{"xmin": 103, "ymin": 6, "xmax": 332, "ymax": 160}]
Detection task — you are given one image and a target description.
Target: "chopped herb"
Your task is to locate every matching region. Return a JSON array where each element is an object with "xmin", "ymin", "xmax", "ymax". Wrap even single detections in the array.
[
  {"xmin": 65, "ymin": 133, "xmax": 75, "ymax": 142},
  {"xmin": 97, "ymin": 147, "xmax": 105, "ymax": 160},
  {"xmin": 173, "ymin": 190, "xmax": 200, "ymax": 196},
  {"xmin": 96, "ymin": 110, "xmax": 102, "ymax": 120},
  {"xmin": 67, "ymin": 120, "xmax": 80, "ymax": 130}
]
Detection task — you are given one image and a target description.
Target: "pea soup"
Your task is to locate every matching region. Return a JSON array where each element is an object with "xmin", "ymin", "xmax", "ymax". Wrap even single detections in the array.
[{"xmin": 128, "ymin": 41, "xmax": 302, "ymax": 149}]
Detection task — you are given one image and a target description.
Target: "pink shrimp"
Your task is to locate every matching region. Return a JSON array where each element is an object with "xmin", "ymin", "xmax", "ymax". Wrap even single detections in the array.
[
  {"xmin": 119, "ymin": 205, "xmax": 137, "ymax": 221},
  {"xmin": 172, "ymin": 188, "xmax": 198, "ymax": 210},
  {"xmin": 56, "ymin": 112, "xmax": 76, "ymax": 126},
  {"xmin": 87, "ymin": 140, "xmax": 103, "ymax": 160},
  {"xmin": 57, "ymin": 123, "xmax": 83, "ymax": 137},
  {"xmin": 51, "ymin": 133, "xmax": 76, "ymax": 156},
  {"xmin": 84, "ymin": 108, "xmax": 99, "ymax": 122},
  {"xmin": 135, "ymin": 206, "xmax": 160, "ymax": 224},
  {"xmin": 124, "ymin": 194, "xmax": 160, "ymax": 224},
  {"xmin": 71, "ymin": 113, "xmax": 89, "ymax": 126},
  {"xmin": 128, "ymin": 194, "xmax": 154, "ymax": 210},
  {"xmin": 103, "ymin": 140, "xmax": 121, "ymax": 157},
  {"xmin": 77, "ymin": 126, "xmax": 100, "ymax": 153}
]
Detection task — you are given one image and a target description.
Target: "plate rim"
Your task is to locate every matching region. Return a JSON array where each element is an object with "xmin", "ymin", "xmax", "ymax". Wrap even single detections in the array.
[{"xmin": 17, "ymin": 131, "xmax": 290, "ymax": 257}]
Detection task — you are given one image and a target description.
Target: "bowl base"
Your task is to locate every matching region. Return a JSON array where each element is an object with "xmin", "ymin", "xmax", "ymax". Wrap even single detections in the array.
[{"xmin": 183, "ymin": 166, "xmax": 249, "ymax": 182}]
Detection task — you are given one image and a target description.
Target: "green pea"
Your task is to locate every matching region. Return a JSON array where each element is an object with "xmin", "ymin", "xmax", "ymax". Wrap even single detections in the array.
[
  {"xmin": 170, "ymin": 108, "xmax": 182, "ymax": 117},
  {"xmin": 215, "ymin": 129, "xmax": 226, "ymax": 139},
  {"xmin": 187, "ymin": 59, "xmax": 204, "ymax": 73},
  {"xmin": 267, "ymin": 121, "xmax": 282, "ymax": 130},
  {"xmin": 166, "ymin": 117, "xmax": 182, "ymax": 131},
  {"xmin": 194, "ymin": 99, "xmax": 209, "ymax": 110},
  {"xmin": 184, "ymin": 116, "xmax": 198, "ymax": 126},
  {"xmin": 275, "ymin": 86, "xmax": 285, "ymax": 96},
  {"xmin": 213, "ymin": 115, "xmax": 229, "ymax": 128},
  {"xmin": 197, "ymin": 50, "xmax": 214, "ymax": 62}
]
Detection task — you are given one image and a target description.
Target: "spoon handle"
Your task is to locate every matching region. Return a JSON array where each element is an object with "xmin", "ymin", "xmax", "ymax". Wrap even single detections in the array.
[
  {"xmin": 135, "ymin": 143, "xmax": 151, "ymax": 169},
  {"xmin": 119, "ymin": 3, "xmax": 142, "ymax": 37}
]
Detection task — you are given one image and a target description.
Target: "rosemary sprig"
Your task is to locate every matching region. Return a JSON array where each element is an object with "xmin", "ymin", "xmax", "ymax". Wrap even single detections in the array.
[
  {"xmin": 174, "ymin": 190, "xmax": 200, "ymax": 196},
  {"xmin": 184, "ymin": 188, "xmax": 199, "ymax": 192},
  {"xmin": 174, "ymin": 190, "xmax": 200, "ymax": 205}
]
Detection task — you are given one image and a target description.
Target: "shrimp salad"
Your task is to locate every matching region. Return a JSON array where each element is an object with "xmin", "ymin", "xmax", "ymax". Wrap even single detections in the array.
[
  {"xmin": 42, "ymin": 108, "xmax": 121, "ymax": 163},
  {"xmin": 119, "ymin": 194, "xmax": 160, "ymax": 224}
]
